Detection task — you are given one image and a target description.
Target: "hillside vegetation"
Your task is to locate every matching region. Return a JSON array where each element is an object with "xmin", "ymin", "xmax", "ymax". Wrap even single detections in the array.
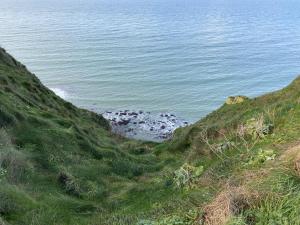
[{"xmin": 1, "ymin": 47, "xmax": 300, "ymax": 225}]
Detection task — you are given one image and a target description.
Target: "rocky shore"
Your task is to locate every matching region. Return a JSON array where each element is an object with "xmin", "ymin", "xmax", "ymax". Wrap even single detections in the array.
[{"xmin": 101, "ymin": 110, "xmax": 189, "ymax": 142}]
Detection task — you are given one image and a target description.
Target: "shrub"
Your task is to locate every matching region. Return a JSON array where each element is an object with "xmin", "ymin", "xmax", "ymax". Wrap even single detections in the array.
[
  {"xmin": 242, "ymin": 115, "xmax": 274, "ymax": 139},
  {"xmin": 58, "ymin": 171, "xmax": 81, "ymax": 197},
  {"xmin": 246, "ymin": 149, "xmax": 276, "ymax": 166},
  {"xmin": 213, "ymin": 141, "xmax": 235, "ymax": 153},
  {"xmin": 173, "ymin": 163, "xmax": 204, "ymax": 189},
  {"xmin": 58, "ymin": 171, "xmax": 104, "ymax": 199},
  {"xmin": 84, "ymin": 181, "xmax": 106, "ymax": 200}
]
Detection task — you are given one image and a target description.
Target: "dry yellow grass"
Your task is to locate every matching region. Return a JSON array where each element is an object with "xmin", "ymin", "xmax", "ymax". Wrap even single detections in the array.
[
  {"xmin": 225, "ymin": 96, "xmax": 248, "ymax": 105},
  {"xmin": 197, "ymin": 186, "xmax": 260, "ymax": 225},
  {"xmin": 277, "ymin": 142, "xmax": 300, "ymax": 176}
]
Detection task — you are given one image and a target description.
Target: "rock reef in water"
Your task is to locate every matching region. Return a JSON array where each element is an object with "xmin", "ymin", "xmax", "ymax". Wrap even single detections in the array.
[{"xmin": 101, "ymin": 110, "xmax": 189, "ymax": 142}]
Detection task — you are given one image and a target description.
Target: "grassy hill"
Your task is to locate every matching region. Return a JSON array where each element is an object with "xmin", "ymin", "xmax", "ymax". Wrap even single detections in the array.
[{"xmin": 1, "ymin": 47, "xmax": 300, "ymax": 225}]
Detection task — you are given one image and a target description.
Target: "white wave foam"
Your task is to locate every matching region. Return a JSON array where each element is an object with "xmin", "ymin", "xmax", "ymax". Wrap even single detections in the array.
[{"xmin": 50, "ymin": 87, "xmax": 68, "ymax": 99}]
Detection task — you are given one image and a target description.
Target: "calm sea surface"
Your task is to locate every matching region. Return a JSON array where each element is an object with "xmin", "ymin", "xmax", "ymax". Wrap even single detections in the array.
[{"xmin": 1, "ymin": 0, "xmax": 300, "ymax": 122}]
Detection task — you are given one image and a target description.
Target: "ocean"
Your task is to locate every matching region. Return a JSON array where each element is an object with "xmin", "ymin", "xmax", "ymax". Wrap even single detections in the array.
[{"xmin": 1, "ymin": 0, "xmax": 300, "ymax": 124}]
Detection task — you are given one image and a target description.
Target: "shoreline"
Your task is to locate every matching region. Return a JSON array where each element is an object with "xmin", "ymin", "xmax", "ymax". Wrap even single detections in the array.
[{"xmin": 101, "ymin": 110, "xmax": 189, "ymax": 142}]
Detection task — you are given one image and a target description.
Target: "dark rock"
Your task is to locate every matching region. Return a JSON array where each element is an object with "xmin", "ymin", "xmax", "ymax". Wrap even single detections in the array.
[{"xmin": 117, "ymin": 119, "xmax": 130, "ymax": 126}]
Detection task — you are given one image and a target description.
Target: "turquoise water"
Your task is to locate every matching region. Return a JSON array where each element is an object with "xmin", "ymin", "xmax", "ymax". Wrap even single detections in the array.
[{"xmin": 1, "ymin": 0, "xmax": 300, "ymax": 122}]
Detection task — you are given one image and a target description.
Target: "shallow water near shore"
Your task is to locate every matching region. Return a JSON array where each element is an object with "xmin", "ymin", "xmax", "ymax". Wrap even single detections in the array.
[
  {"xmin": 101, "ymin": 110, "xmax": 189, "ymax": 142},
  {"xmin": 1, "ymin": 0, "xmax": 300, "ymax": 128}
]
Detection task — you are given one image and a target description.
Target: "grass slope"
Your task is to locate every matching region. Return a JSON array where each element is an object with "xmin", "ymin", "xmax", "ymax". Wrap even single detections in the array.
[
  {"xmin": 1, "ymin": 47, "xmax": 300, "ymax": 225},
  {"xmin": 0, "ymin": 48, "xmax": 169, "ymax": 224}
]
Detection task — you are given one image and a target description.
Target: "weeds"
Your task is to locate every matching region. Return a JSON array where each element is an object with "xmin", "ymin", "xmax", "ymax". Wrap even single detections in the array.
[
  {"xmin": 244, "ymin": 115, "xmax": 274, "ymax": 140},
  {"xmin": 58, "ymin": 171, "xmax": 82, "ymax": 197},
  {"xmin": 248, "ymin": 192, "xmax": 300, "ymax": 225},
  {"xmin": 245, "ymin": 149, "xmax": 276, "ymax": 166},
  {"xmin": 173, "ymin": 163, "xmax": 204, "ymax": 189}
]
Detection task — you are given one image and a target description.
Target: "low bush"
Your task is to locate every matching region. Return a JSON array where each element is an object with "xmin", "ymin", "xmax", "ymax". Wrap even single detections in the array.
[
  {"xmin": 173, "ymin": 163, "xmax": 204, "ymax": 189},
  {"xmin": 240, "ymin": 115, "xmax": 274, "ymax": 140},
  {"xmin": 213, "ymin": 141, "xmax": 235, "ymax": 153},
  {"xmin": 58, "ymin": 171, "xmax": 82, "ymax": 197},
  {"xmin": 245, "ymin": 149, "xmax": 276, "ymax": 166}
]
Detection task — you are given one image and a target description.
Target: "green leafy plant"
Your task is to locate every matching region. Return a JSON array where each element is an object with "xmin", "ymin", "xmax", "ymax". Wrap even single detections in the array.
[
  {"xmin": 246, "ymin": 149, "xmax": 276, "ymax": 166},
  {"xmin": 244, "ymin": 115, "xmax": 274, "ymax": 139},
  {"xmin": 173, "ymin": 163, "xmax": 204, "ymax": 189},
  {"xmin": 214, "ymin": 141, "xmax": 235, "ymax": 153}
]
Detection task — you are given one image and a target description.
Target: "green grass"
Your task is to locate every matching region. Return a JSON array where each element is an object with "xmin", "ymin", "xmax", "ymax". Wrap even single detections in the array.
[{"xmin": 1, "ymin": 47, "xmax": 300, "ymax": 224}]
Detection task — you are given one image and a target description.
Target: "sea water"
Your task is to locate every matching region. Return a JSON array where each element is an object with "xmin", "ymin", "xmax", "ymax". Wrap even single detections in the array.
[{"xmin": 1, "ymin": 0, "xmax": 300, "ymax": 140}]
